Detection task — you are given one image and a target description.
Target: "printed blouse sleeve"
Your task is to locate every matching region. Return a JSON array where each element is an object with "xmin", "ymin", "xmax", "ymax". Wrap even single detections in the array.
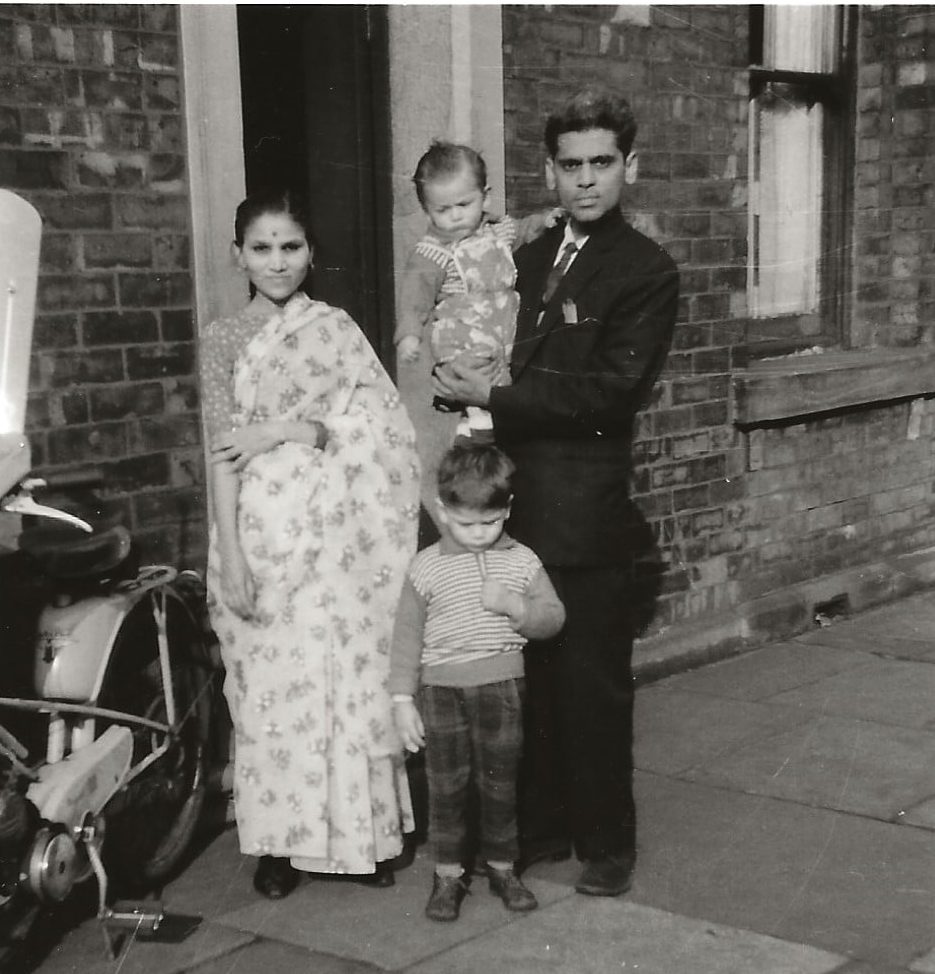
[{"xmin": 199, "ymin": 321, "xmax": 238, "ymax": 447}]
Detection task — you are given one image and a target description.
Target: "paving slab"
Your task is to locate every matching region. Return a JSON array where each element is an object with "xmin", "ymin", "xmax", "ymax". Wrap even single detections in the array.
[
  {"xmin": 912, "ymin": 946, "xmax": 935, "ymax": 973},
  {"xmin": 656, "ymin": 642, "xmax": 877, "ymax": 702},
  {"xmin": 765, "ymin": 657, "xmax": 935, "ymax": 730},
  {"xmin": 684, "ymin": 713, "xmax": 935, "ymax": 821},
  {"xmin": 903, "ymin": 796, "xmax": 935, "ymax": 830},
  {"xmin": 182, "ymin": 938, "xmax": 382, "ymax": 973},
  {"xmin": 632, "ymin": 772, "xmax": 935, "ymax": 967},
  {"xmin": 157, "ymin": 826, "xmax": 259, "ymax": 921},
  {"xmin": 34, "ymin": 919, "xmax": 254, "ymax": 974},
  {"xmin": 214, "ymin": 847, "xmax": 573, "ymax": 971},
  {"xmin": 404, "ymin": 897, "xmax": 846, "ymax": 974},
  {"xmin": 635, "ymin": 686, "xmax": 810, "ymax": 776},
  {"xmin": 848, "ymin": 594, "xmax": 935, "ymax": 634},
  {"xmin": 796, "ymin": 625, "xmax": 935, "ymax": 662}
]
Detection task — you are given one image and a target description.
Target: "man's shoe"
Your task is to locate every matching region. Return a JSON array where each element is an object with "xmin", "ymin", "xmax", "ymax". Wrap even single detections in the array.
[
  {"xmin": 253, "ymin": 856, "xmax": 299, "ymax": 899},
  {"xmin": 425, "ymin": 873, "xmax": 470, "ymax": 922},
  {"xmin": 518, "ymin": 837, "xmax": 572, "ymax": 873},
  {"xmin": 575, "ymin": 853, "xmax": 635, "ymax": 897},
  {"xmin": 487, "ymin": 865, "xmax": 538, "ymax": 912}
]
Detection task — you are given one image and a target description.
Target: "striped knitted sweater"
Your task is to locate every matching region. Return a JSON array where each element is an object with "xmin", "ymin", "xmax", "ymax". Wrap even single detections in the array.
[{"xmin": 388, "ymin": 532, "xmax": 564, "ymax": 693}]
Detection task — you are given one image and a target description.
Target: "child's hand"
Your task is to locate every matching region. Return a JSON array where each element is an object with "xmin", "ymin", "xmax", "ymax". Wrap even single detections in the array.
[
  {"xmin": 481, "ymin": 579, "xmax": 526, "ymax": 626},
  {"xmin": 545, "ymin": 206, "xmax": 565, "ymax": 228},
  {"xmin": 393, "ymin": 698, "xmax": 425, "ymax": 753},
  {"xmin": 397, "ymin": 336, "xmax": 421, "ymax": 363}
]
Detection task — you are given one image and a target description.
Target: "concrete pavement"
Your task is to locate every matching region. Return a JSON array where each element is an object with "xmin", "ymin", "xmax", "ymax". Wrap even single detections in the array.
[{"xmin": 29, "ymin": 589, "xmax": 935, "ymax": 973}]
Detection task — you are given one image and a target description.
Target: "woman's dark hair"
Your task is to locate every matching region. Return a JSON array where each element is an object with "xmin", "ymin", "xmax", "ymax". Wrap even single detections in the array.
[
  {"xmin": 233, "ymin": 187, "xmax": 315, "ymax": 247},
  {"xmin": 544, "ymin": 87, "xmax": 638, "ymax": 158},
  {"xmin": 437, "ymin": 442, "xmax": 515, "ymax": 511},
  {"xmin": 412, "ymin": 141, "xmax": 487, "ymax": 208}
]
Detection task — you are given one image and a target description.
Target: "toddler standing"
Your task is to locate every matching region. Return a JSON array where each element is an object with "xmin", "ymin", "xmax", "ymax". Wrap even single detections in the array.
[
  {"xmin": 396, "ymin": 141, "xmax": 557, "ymax": 441},
  {"xmin": 390, "ymin": 443, "xmax": 565, "ymax": 921}
]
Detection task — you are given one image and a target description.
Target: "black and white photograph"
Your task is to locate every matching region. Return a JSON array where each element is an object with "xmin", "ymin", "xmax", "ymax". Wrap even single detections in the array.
[{"xmin": 0, "ymin": 3, "xmax": 933, "ymax": 972}]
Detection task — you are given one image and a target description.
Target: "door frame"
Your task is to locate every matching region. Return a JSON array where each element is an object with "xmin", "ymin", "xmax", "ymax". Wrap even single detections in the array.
[{"xmin": 179, "ymin": 5, "xmax": 246, "ymax": 333}]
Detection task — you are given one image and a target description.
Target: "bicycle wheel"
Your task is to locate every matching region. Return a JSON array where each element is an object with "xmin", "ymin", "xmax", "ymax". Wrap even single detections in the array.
[{"xmin": 97, "ymin": 586, "xmax": 215, "ymax": 889}]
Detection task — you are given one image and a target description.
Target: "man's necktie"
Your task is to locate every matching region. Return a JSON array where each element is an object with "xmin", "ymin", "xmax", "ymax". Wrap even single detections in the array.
[{"xmin": 541, "ymin": 241, "xmax": 578, "ymax": 305}]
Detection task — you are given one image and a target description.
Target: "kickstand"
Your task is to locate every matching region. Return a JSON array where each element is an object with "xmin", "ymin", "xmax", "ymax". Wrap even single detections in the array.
[{"xmin": 86, "ymin": 837, "xmax": 164, "ymax": 959}]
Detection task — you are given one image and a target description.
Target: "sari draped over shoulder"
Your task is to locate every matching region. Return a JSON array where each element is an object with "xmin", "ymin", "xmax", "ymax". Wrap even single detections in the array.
[{"xmin": 207, "ymin": 294, "xmax": 420, "ymax": 873}]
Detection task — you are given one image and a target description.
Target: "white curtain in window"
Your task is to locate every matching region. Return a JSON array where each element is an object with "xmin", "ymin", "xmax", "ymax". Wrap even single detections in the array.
[
  {"xmin": 764, "ymin": 5, "xmax": 839, "ymax": 72},
  {"xmin": 753, "ymin": 98, "xmax": 822, "ymax": 317}
]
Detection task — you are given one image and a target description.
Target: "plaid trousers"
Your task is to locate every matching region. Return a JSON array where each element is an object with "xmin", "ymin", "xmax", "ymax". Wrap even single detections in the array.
[{"xmin": 421, "ymin": 678, "xmax": 524, "ymax": 865}]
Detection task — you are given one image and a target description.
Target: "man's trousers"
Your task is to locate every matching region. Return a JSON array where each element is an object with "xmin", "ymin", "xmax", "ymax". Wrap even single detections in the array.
[{"xmin": 519, "ymin": 565, "xmax": 636, "ymax": 862}]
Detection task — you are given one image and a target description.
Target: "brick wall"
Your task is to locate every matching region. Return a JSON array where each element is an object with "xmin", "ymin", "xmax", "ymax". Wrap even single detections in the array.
[
  {"xmin": 503, "ymin": 5, "xmax": 935, "ymax": 643},
  {"xmin": 0, "ymin": 5, "xmax": 206, "ymax": 568},
  {"xmin": 852, "ymin": 6, "xmax": 935, "ymax": 348}
]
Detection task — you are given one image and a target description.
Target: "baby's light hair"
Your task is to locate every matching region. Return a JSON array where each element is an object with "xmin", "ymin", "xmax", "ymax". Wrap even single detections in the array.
[
  {"xmin": 437, "ymin": 442, "xmax": 514, "ymax": 512},
  {"xmin": 412, "ymin": 141, "xmax": 487, "ymax": 208}
]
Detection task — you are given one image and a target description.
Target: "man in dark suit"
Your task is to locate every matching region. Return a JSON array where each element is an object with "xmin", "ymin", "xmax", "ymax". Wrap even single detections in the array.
[{"xmin": 434, "ymin": 87, "xmax": 679, "ymax": 897}]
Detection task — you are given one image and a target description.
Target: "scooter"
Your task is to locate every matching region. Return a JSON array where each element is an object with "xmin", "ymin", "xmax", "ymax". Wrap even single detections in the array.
[
  {"xmin": 0, "ymin": 189, "xmax": 218, "ymax": 964},
  {"xmin": 0, "ymin": 446, "xmax": 218, "ymax": 963}
]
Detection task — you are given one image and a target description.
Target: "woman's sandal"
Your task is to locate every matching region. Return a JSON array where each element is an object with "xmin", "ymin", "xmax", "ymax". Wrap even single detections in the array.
[
  {"xmin": 253, "ymin": 855, "xmax": 300, "ymax": 899},
  {"xmin": 356, "ymin": 860, "xmax": 395, "ymax": 888}
]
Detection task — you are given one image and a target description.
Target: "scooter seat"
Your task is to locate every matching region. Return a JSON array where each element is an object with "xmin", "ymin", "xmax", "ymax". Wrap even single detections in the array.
[{"xmin": 18, "ymin": 524, "xmax": 133, "ymax": 579}]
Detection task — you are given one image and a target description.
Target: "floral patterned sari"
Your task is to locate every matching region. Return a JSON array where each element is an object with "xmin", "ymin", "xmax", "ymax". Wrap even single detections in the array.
[{"xmin": 207, "ymin": 293, "xmax": 420, "ymax": 873}]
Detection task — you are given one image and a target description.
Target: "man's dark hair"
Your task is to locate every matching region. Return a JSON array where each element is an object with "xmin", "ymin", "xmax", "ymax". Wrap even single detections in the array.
[
  {"xmin": 412, "ymin": 140, "xmax": 487, "ymax": 208},
  {"xmin": 437, "ymin": 442, "xmax": 515, "ymax": 511},
  {"xmin": 544, "ymin": 87, "xmax": 638, "ymax": 158}
]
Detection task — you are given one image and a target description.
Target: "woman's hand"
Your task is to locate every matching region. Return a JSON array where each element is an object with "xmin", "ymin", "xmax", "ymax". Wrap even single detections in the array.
[
  {"xmin": 212, "ymin": 422, "xmax": 284, "ymax": 471},
  {"xmin": 220, "ymin": 545, "xmax": 256, "ymax": 620},
  {"xmin": 211, "ymin": 421, "xmax": 325, "ymax": 472},
  {"xmin": 393, "ymin": 698, "xmax": 425, "ymax": 753}
]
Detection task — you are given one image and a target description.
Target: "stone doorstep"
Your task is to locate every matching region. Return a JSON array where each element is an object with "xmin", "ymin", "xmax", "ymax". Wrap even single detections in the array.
[{"xmin": 634, "ymin": 544, "xmax": 935, "ymax": 685}]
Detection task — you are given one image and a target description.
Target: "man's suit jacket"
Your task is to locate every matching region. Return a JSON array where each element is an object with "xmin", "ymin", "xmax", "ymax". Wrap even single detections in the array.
[{"xmin": 489, "ymin": 208, "xmax": 679, "ymax": 566}]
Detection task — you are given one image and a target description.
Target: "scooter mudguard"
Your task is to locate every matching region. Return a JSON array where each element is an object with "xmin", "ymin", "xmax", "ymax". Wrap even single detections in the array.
[
  {"xmin": 33, "ymin": 593, "xmax": 135, "ymax": 701},
  {"xmin": 27, "ymin": 724, "xmax": 132, "ymax": 832}
]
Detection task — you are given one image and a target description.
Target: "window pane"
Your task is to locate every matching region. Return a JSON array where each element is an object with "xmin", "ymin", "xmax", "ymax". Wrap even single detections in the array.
[
  {"xmin": 763, "ymin": 5, "xmax": 839, "ymax": 72},
  {"xmin": 750, "ymin": 93, "xmax": 822, "ymax": 317}
]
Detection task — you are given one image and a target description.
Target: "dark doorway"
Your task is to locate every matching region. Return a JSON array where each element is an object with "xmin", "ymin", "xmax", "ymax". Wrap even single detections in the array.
[{"xmin": 236, "ymin": 5, "xmax": 395, "ymax": 363}]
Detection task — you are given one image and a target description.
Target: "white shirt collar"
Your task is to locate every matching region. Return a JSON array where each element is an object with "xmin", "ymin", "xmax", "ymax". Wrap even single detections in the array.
[{"xmin": 554, "ymin": 222, "xmax": 588, "ymax": 267}]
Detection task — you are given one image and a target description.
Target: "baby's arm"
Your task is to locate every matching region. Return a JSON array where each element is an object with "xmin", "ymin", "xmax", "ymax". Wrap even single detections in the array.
[
  {"xmin": 396, "ymin": 246, "xmax": 447, "ymax": 362},
  {"xmin": 511, "ymin": 208, "xmax": 565, "ymax": 249},
  {"xmin": 480, "ymin": 568, "xmax": 565, "ymax": 640}
]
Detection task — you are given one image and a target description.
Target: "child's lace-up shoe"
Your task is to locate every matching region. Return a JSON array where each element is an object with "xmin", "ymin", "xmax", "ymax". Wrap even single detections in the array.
[
  {"xmin": 425, "ymin": 873, "xmax": 470, "ymax": 922},
  {"xmin": 486, "ymin": 864, "xmax": 538, "ymax": 912}
]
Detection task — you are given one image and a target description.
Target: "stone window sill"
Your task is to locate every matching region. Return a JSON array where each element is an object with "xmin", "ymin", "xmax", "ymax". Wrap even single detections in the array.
[{"xmin": 733, "ymin": 347, "xmax": 935, "ymax": 427}]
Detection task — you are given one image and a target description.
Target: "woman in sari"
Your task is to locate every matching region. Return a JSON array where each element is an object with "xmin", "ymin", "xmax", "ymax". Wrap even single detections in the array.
[{"xmin": 200, "ymin": 189, "xmax": 420, "ymax": 898}]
